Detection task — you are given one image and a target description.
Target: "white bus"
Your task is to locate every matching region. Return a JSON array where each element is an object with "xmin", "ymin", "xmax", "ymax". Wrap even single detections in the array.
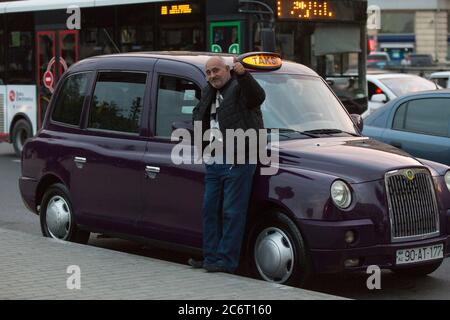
[
  {"xmin": 0, "ymin": 0, "xmax": 206, "ymax": 156},
  {"xmin": 0, "ymin": 0, "xmax": 368, "ymax": 156}
]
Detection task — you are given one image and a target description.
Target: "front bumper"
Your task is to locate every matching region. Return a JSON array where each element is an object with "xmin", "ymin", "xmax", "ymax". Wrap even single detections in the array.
[
  {"xmin": 299, "ymin": 217, "xmax": 450, "ymax": 274},
  {"xmin": 309, "ymin": 235, "xmax": 450, "ymax": 274}
]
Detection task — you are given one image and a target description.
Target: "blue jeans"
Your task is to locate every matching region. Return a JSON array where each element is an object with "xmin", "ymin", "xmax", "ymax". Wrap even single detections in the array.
[{"xmin": 202, "ymin": 163, "xmax": 257, "ymax": 272}]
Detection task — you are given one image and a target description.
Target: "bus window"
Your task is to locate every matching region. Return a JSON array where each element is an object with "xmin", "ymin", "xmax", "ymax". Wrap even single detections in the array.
[
  {"xmin": 157, "ymin": 2, "xmax": 205, "ymax": 51},
  {"xmin": 159, "ymin": 25, "xmax": 204, "ymax": 51},
  {"xmin": 117, "ymin": 4, "xmax": 154, "ymax": 52},
  {"xmin": 6, "ymin": 13, "xmax": 35, "ymax": 84},
  {"xmin": 79, "ymin": 7, "xmax": 117, "ymax": 59},
  {"xmin": 0, "ymin": 15, "xmax": 4, "ymax": 84}
]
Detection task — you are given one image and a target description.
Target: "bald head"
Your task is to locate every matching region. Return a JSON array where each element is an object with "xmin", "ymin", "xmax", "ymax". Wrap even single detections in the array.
[{"xmin": 205, "ymin": 56, "xmax": 231, "ymax": 89}]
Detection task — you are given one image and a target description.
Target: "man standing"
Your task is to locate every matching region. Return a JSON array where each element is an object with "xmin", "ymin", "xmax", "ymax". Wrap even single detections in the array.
[{"xmin": 189, "ymin": 55, "xmax": 266, "ymax": 273}]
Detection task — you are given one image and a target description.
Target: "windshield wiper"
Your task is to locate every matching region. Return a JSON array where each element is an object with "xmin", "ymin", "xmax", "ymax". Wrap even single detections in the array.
[
  {"xmin": 303, "ymin": 129, "xmax": 359, "ymax": 137},
  {"xmin": 266, "ymin": 128, "xmax": 320, "ymax": 138}
]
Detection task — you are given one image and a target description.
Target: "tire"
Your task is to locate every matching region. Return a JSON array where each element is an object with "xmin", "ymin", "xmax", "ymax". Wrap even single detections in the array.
[
  {"xmin": 392, "ymin": 260, "xmax": 442, "ymax": 277},
  {"xmin": 247, "ymin": 211, "xmax": 313, "ymax": 287},
  {"xmin": 12, "ymin": 119, "xmax": 32, "ymax": 157},
  {"xmin": 40, "ymin": 183, "xmax": 90, "ymax": 244}
]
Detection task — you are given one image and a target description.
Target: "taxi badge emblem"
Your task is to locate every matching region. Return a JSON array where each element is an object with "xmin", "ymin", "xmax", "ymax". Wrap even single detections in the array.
[{"xmin": 405, "ymin": 169, "xmax": 415, "ymax": 181}]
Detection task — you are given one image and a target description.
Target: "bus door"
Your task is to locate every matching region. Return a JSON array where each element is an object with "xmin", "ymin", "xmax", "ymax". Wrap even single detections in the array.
[
  {"xmin": 36, "ymin": 30, "xmax": 78, "ymax": 127},
  {"xmin": 209, "ymin": 21, "xmax": 241, "ymax": 54}
]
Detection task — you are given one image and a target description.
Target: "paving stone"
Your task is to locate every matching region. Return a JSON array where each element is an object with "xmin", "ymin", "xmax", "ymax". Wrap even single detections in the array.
[{"xmin": 0, "ymin": 227, "xmax": 346, "ymax": 300}]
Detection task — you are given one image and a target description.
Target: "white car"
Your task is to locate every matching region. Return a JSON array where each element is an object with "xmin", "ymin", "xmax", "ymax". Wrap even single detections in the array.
[
  {"xmin": 364, "ymin": 73, "xmax": 438, "ymax": 118},
  {"xmin": 429, "ymin": 71, "xmax": 450, "ymax": 89}
]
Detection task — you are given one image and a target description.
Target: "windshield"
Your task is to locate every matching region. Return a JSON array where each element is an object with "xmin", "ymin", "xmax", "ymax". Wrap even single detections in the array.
[
  {"xmin": 380, "ymin": 76, "xmax": 437, "ymax": 96},
  {"xmin": 253, "ymin": 74, "xmax": 358, "ymax": 135}
]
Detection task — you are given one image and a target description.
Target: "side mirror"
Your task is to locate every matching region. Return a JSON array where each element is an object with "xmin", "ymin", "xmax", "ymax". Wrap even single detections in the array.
[
  {"xmin": 370, "ymin": 93, "xmax": 387, "ymax": 103},
  {"xmin": 350, "ymin": 114, "xmax": 364, "ymax": 132}
]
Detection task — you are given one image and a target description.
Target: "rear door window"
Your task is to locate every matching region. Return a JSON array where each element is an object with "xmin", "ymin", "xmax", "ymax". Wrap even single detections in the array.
[
  {"xmin": 88, "ymin": 71, "xmax": 147, "ymax": 134},
  {"xmin": 51, "ymin": 72, "xmax": 92, "ymax": 126}
]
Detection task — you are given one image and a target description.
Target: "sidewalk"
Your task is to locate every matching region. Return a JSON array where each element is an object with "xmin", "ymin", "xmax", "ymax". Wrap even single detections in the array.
[{"xmin": 0, "ymin": 228, "xmax": 345, "ymax": 300}]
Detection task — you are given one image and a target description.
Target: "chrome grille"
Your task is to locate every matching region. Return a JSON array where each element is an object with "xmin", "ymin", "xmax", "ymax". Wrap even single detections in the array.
[
  {"xmin": 385, "ymin": 168, "xmax": 440, "ymax": 242},
  {"xmin": 0, "ymin": 93, "xmax": 4, "ymax": 133}
]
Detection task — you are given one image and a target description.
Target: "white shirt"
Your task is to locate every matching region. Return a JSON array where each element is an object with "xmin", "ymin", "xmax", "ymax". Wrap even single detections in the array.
[{"xmin": 209, "ymin": 91, "xmax": 223, "ymax": 143}]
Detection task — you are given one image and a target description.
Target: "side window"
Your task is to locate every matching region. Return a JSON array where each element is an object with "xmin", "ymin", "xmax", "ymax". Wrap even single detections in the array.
[
  {"xmin": 392, "ymin": 101, "xmax": 407, "ymax": 130},
  {"xmin": 396, "ymin": 98, "xmax": 450, "ymax": 137},
  {"xmin": 6, "ymin": 13, "xmax": 35, "ymax": 84},
  {"xmin": 367, "ymin": 81, "xmax": 385, "ymax": 100},
  {"xmin": 88, "ymin": 72, "xmax": 147, "ymax": 134},
  {"xmin": 435, "ymin": 77, "xmax": 448, "ymax": 88},
  {"xmin": 155, "ymin": 75, "xmax": 201, "ymax": 137},
  {"xmin": 51, "ymin": 72, "xmax": 92, "ymax": 126}
]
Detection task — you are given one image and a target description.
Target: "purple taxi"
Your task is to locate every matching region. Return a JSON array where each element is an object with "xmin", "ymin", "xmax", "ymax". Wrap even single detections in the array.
[{"xmin": 19, "ymin": 52, "xmax": 450, "ymax": 286}]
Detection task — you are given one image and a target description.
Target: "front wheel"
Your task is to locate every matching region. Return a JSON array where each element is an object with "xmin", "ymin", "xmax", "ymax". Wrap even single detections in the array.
[
  {"xmin": 247, "ymin": 211, "xmax": 313, "ymax": 287},
  {"xmin": 40, "ymin": 183, "xmax": 90, "ymax": 244},
  {"xmin": 392, "ymin": 261, "xmax": 442, "ymax": 277}
]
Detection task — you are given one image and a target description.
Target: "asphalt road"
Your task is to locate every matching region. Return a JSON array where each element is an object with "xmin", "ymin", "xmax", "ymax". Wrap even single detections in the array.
[{"xmin": 1, "ymin": 142, "xmax": 449, "ymax": 299}]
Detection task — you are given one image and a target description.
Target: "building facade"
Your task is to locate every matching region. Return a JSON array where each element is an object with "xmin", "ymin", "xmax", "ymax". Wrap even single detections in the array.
[{"xmin": 368, "ymin": 0, "xmax": 450, "ymax": 63}]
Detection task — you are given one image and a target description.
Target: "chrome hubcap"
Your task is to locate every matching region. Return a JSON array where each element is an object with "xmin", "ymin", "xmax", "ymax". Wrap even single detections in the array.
[
  {"xmin": 46, "ymin": 196, "xmax": 71, "ymax": 240},
  {"xmin": 254, "ymin": 227, "xmax": 294, "ymax": 283}
]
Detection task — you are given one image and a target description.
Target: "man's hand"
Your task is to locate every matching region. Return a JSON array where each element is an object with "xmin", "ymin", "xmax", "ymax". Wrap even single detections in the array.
[{"xmin": 233, "ymin": 57, "xmax": 246, "ymax": 75}]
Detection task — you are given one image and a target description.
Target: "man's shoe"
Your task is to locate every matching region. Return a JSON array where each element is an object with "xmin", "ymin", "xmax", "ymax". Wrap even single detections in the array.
[
  {"xmin": 188, "ymin": 258, "xmax": 203, "ymax": 269},
  {"xmin": 204, "ymin": 264, "xmax": 231, "ymax": 273}
]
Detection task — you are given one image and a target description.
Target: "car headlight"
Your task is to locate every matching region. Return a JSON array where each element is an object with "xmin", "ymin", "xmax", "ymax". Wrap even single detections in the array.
[
  {"xmin": 445, "ymin": 171, "xmax": 450, "ymax": 192},
  {"xmin": 331, "ymin": 180, "xmax": 352, "ymax": 209}
]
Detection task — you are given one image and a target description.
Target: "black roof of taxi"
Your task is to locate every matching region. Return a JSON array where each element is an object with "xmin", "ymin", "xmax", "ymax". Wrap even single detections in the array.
[{"xmin": 69, "ymin": 51, "xmax": 319, "ymax": 77}]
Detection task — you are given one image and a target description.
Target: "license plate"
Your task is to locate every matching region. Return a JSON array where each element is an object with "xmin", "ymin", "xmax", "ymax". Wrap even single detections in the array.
[{"xmin": 396, "ymin": 244, "xmax": 444, "ymax": 265}]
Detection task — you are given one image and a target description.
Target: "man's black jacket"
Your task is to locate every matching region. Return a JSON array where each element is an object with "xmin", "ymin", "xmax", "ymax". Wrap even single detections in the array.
[{"xmin": 192, "ymin": 71, "xmax": 266, "ymax": 159}]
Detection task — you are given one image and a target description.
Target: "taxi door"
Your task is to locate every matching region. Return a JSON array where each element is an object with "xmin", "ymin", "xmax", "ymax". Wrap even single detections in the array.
[
  {"xmin": 139, "ymin": 59, "xmax": 206, "ymax": 247},
  {"xmin": 69, "ymin": 60, "xmax": 154, "ymax": 234}
]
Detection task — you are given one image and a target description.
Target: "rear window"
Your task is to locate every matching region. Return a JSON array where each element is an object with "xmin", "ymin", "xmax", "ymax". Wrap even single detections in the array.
[{"xmin": 51, "ymin": 72, "xmax": 92, "ymax": 126}]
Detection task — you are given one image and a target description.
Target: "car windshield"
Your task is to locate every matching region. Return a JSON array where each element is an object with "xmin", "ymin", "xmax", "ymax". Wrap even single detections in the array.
[
  {"xmin": 253, "ymin": 74, "xmax": 358, "ymax": 135},
  {"xmin": 380, "ymin": 76, "xmax": 437, "ymax": 96}
]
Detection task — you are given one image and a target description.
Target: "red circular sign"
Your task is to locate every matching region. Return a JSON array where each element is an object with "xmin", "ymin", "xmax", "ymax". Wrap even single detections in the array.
[
  {"xmin": 9, "ymin": 90, "xmax": 15, "ymax": 102},
  {"xmin": 43, "ymin": 70, "xmax": 54, "ymax": 89}
]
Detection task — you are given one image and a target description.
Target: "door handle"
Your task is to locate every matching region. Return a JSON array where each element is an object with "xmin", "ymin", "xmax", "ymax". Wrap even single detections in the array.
[
  {"xmin": 74, "ymin": 157, "xmax": 86, "ymax": 163},
  {"xmin": 145, "ymin": 166, "xmax": 160, "ymax": 179},
  {"xmin": 74, "ymin": 157, "xmax": 86, "ymax": 169}
]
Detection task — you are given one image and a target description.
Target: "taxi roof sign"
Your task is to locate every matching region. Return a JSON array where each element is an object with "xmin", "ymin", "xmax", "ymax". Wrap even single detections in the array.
[{"xmin": 238, "ymin": 52, "xmax": 282, "ymax": 70}]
